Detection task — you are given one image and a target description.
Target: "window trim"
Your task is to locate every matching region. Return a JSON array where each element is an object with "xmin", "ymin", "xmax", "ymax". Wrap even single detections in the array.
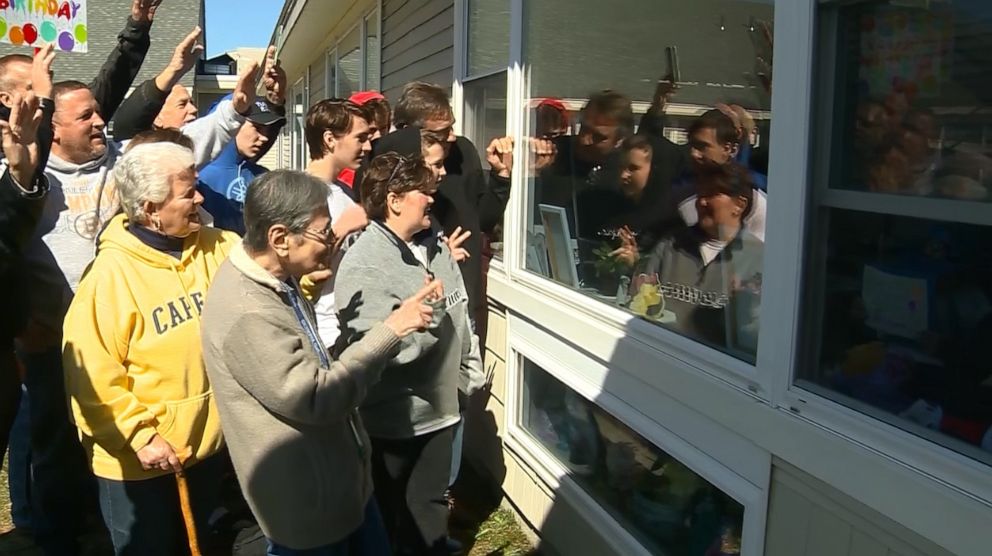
[
  {"xmin": 290, "ymin": 76, "xmax": 308, "ymax": 170},
  {"xmin": 773, "ymin": 0, "xmax": 992, "ymax": 505},
  {"xmin": 504, "ymin": 318, "xmax": 769, "ymax": 556}
]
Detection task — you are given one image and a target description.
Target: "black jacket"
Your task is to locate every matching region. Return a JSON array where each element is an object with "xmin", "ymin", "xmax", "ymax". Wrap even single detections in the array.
[
  {"xmin": 110, "ymin": 78, "xmax": 170, "ymax": 142},
  {"xmin": 368, "ymin": 130, "xmax": 510, "ymax": 317},
  {"xmin": 0, "ymin": 169, "xmax": 49, "ymax": 348},
  {"xmin": 94, "ymin": 16, "xmax": 152, "ymax": 122}
]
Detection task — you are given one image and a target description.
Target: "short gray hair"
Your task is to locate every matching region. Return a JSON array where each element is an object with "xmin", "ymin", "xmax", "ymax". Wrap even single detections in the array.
[
  {"xmin": 113, "ymin": 142, "xmax": 195, "ymax": 224},
  {"xmin": 243, "ymin": 170, "xmax": 329, "ymax": 253}
]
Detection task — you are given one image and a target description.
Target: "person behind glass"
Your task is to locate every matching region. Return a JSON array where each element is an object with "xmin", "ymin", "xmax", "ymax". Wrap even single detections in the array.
[
  {"xmin": 335, "ymin": 154, "xmax": 485, "ymax": 555},
  {"xmin": 61, "ymin": 142, "xmax": 240, "ymax": 555},
  {"xmin": 537, "ymin": 90, "xmax": 685, "ymax": 238},
  {"xmin": 303, "ymin": 99, "xmax": 374, "ymax": 348},
  {"xmin": 337, "ymin": 90, "xmax": 393, "ymax": 198},
  {"xmin": 671, "ymin": 109, "xmax": 768, "ymax": 242},
  {"xmin": 626, "ymin": 162, "xmax": 763, "ymax": 357},
  {"xmin": 534, "ymin": 97, "xmax": 570, "ymax": 140},
  {"xmin": 200, "ymin": 169, "xmax": 437, "ymax": 556},
  {"xmin": 392, "ymin": 81, "xmax": 513, "ymax": 322},
  {"xmin": 578, "ymin": 135, "xmax": 682, "ymax": 265}
]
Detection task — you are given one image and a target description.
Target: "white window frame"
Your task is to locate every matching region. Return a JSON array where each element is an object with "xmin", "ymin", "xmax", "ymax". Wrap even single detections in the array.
[
  {"xmin": 477, "ymin": 1, "xmax": 992, "ymax": 555},
  {"xmin": 290, "ymin": 76, "xmax": 308, "ymax": 170},
  {"xmin": 504, "ymin": 317, "xmax": 769, "ymax": 556},
  {"xmin": 325, "ymin": 47, "xmax": 337, "ymax": 100},
  {"xmin": 774, "ymin": 0, "xmax": 992, "ymax": 511}
]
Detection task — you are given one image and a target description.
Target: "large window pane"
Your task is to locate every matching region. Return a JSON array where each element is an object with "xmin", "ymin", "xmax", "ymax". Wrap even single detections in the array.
[
  {"xmin": 522, "ymin": 0, "xmax": 774, "ymax": 362},
  {"xmin": 466, "ymin": 0, "xmax": 510, "ymax": 77},
  {"xmin": 521, "ymin": 359, "xmax": 745, "ymax": 555},
  {"xmin": 464, "ymin": 72, "xmax": 508, "ymax": 258},
  {"xmin": 800, "ymin": 1, "xmax": 992, "ymax": 466},
  {"xmin": 337, "ymin": 27, "xmax": 361, "ymax": 98},
  {"xmin": 364, "ymin": 12, "xmax": 380, "ymax": 91}
]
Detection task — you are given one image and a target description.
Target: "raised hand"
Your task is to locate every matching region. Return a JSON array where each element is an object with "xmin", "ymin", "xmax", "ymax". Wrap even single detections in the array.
[
  {"xmin": 155, "ymin": 27, "xmax": 203, "ymax": 92},
  {"xmin": 609, "ymin": 226, "xmax": 640, "ymax": 267},
  {"xmin": 486, "ymin": 136, "xmax": 513, "ymax": 178},
  {"xmin": 132, "ymin": 0, "xmax": 164, "ymax": 24},
  {"xmin": 261, "ymin": 45, "xmax": 287, "ymax": 106},
  {"xmin": 31, "ymin": 43, "xmax": 56, "ymax": 100},
  {"xmin": 445, "ymin": 226, "xmax": 471, "ymax": 263},
  {"xmin": 232, "ymin": 61, "xmax": 261, "ymax": 116},
  {"xmin": 384, "ymin": 279, "xmax": 443, "ymax": 337},
  {"xmin": 528, "ymin": 136, "xmax": 556, "ymax": 173},
  {"xmin": 0, "ymin": 91, "xmax": 43, "ymax": 187}
]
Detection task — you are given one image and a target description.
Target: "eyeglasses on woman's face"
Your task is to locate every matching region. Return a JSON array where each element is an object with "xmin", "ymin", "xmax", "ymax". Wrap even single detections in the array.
[{"xmin": 301, "ymin": 225, "xmax": 334, "ymax": 246}]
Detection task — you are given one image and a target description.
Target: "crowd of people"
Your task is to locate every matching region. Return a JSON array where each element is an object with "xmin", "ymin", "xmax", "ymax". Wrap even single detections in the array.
[{"xmin": 0, "ymin": 1, "xmax": 777, "ymax": 555}]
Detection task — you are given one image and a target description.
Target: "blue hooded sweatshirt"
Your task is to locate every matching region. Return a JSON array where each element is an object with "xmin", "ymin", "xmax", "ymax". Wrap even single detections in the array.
[
  {"xmin": 197, "ymin": 94, "xmax": 280, "ymax": 235},
  {"xmin": 197, "ymin": 141, "xmax": 268, "ymax": 235}
]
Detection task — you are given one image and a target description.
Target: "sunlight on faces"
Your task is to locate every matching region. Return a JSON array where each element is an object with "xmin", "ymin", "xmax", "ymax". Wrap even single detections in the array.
[
  {"xmin": 330, "ymin": 115, "xmax": 372, "ymax": 171},
  {"xmin": 577, "ymin": 111, "xmax": 622, "ymax": 165},
  {"xmin": 286, "ymin": 209, "xmax": 332, "ymax": 276},
  {"xmin": 53, "ymin": 88, "xmax": 107, "ymax": 164},
  {"xmin": 235, "ymin": 120, "xmax": 273, "ymax": 160},
  {"xmin": 388, "ymin": 181, "xmax": 438, "ymax": 236},
  {"xmin": 695, "ymin": 185, "xmax": 748, "ymax": 240},
  {"xmin": 689, "ymin": 127, "xmax": 736, "ymax": 167},
  {"xmin": 0, "ymin": 59, "xmax": 31, "ymax": 106},
  {"xmin": 146, "ymin": 166, "xmax": 203, "ymax": 238},
  {"xmin": 422, "ymin": 142, "xmax": 447, "ymax": 183},
  {"xmin": 154, "ymin": 85, "xmax": 198, "ymax": 129},
  {"xmin": 620, "ymin": 147, "xmax": 651, "ymax": 197},
  {"xmin": 422, "ymin": 113, "xmax": 456, "ymax": 143}
]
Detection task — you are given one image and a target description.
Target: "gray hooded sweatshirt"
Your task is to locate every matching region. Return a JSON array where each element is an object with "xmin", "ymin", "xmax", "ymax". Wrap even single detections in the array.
[
  {"xmin": 24, "ymin": 100, "xmax": 245, "ymax": 331},
  {"xmin": 335, "ymin": 220, "xmax": 485, "ymax": 439}
]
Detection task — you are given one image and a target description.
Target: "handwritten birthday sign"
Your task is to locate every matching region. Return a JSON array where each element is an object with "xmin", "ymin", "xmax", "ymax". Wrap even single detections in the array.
[{"xmin": 0, "ymin": 0, "xmax": 87, "ymax": 53}]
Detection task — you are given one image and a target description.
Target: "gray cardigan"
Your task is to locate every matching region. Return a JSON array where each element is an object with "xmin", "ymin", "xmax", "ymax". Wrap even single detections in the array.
[
  {"xmin": 200, "ymin": 243, "xmax": 401, "ymax": 549},
  {"xmin": 335, "ymin": 221, "xmax": 485, "ymax": 439}
]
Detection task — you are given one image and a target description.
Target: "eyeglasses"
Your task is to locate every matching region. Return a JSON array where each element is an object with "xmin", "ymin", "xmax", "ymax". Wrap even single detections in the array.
[{"xmin": 301, "ymin": 226, "xmax": 334, "ymax": 246}]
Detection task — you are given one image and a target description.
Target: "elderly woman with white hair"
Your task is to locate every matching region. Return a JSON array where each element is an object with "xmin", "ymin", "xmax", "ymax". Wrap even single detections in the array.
[{"xmin": 62, "ymin": 142, "xmax": 240, "ymax": 556}]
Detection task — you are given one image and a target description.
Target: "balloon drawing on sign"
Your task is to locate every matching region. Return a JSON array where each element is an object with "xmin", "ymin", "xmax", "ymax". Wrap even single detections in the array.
[
  {"xmin": 22, "ymin": 23, "xmax": 37, "ymax": 45},
  {"xmin": 9, "ymin": 26, "xmax": 22, "ymax": 45},
  {"xmin": 0, "ymin": 20, "xmax": 6, "ymax": 40},
  {"xmin": 41, "ymin": 21, "xmax": 57, "ymax": 43},
  {"xmin": 74, "ymin": 24, "xmax": 86, "ymax": 43},
  {"xmin": 58, "ymin": 31, "xmax": 73, "ymax": 52}
]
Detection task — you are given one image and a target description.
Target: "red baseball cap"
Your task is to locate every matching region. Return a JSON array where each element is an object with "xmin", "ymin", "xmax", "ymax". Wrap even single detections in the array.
[{"xmin": 349, "ymin": 91, "xmax": 385, "ymax": 105}]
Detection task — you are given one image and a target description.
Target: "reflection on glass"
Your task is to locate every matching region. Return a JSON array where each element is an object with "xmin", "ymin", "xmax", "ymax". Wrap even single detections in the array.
[
  {"xmin": 467, "ymin": 0, "xmax": 510, "ymax": 77},
  {"xmin": 522, "ymin": 360, "xmax": 745, "ymax": 555},
  {"xmin": 801, "ymin": 1, "xmax": 992, "ymax": 466},
  {"xmin": 365, "ymin": 14, "xmax": 380, "ymax": 91},
  {"xmin": 464, "ymin": 72, "xmax": 509, "ymax": 258},
  {"xmin": 337, "ymin": 27, "xmax": 361, "ymax": 98},
  {"xmin": 522, "ymin": 0, "xmax": 773, "ymax": 361},
  {"xmin": 828, "ymin": 2, "xmax": 991, "ymax": 202}
]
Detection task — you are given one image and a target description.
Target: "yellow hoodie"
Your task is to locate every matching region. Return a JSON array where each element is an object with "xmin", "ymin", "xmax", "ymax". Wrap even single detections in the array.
[{"xmin": 62, "ymin": 214, "xmax": 240, "ymax": 481}]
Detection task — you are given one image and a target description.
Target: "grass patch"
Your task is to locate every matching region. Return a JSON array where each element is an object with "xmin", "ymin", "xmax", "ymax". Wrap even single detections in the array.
[{"xmin": 467, "ymin": 507, "xmax": 534, "ymax": 556}]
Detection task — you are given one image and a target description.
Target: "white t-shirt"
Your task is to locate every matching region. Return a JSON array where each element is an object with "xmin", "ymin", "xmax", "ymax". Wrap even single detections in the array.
[{"xmin": 314, "ymin": 182, "xmax": 358, "ymax": 348}]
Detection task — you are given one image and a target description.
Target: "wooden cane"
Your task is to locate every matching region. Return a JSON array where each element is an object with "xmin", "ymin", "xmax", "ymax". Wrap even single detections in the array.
[{"xmin": 174, "ymin": 447, "xmax": 202, "ymax": 556}]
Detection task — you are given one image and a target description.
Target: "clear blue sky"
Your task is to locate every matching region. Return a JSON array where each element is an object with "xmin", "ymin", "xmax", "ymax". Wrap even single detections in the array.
[{"xmin": 204, "ymin": 0, "xmax": 284, "ymax": 57}]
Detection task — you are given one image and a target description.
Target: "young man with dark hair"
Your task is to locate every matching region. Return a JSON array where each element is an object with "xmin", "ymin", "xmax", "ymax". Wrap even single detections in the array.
[
  {"xmin": 302, "ymin": 98, "xmax": 374, "ymax": 348},
  {"xmin": 674, "ymin": 108, "xmax": 768, "ymax": 242},
  {"xmin": 541, "ymin": 89, "xmax": 686, "ymax": 241},
  {"xmin": 391, "ymin": 81, "xmax": 513, "ymax": 319},
  {"xmin": 196, "ymin": 57, "xmax": 287, "ymax": 235}
]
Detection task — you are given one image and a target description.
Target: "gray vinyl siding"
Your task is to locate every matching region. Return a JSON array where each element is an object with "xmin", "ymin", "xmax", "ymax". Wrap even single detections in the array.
[
  {"xmin": 381, "ymin": 0, "xmax": 454, "ymax": 101},
  {"xmin": 309, "ymin": 58, "xmax": 326, "ymax": 102},
  {"xmin": 765, "ymin": 463, "xmax": 955, "ymax": 556},
  {"xmin": 0, "ymin": 0, "xmax": 202, "ymax": 90}
]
